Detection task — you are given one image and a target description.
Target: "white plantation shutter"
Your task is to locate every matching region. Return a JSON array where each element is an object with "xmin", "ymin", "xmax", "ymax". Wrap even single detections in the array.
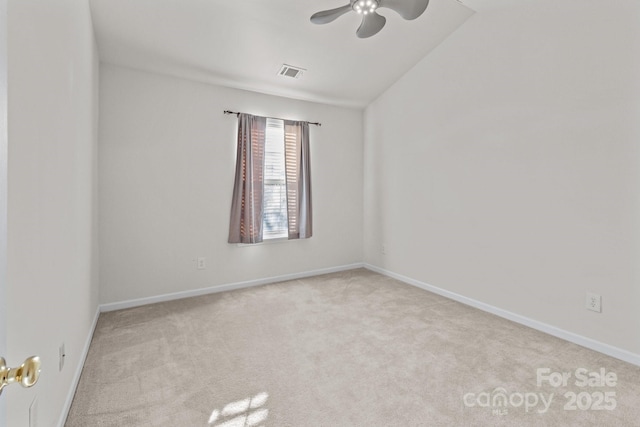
[
  {"xmin": 262, "ymin": 118, "xmax": 288, "ymax": 239},
  {"xmin": 284, "ymin": 126, "xmax": 298, "ymax": 236}
]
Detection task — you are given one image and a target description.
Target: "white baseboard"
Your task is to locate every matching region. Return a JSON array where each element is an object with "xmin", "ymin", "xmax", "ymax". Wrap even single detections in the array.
[
  {"xmin": 100, "ymin": 263, "xmax": 365, "ymax": 312},
  {"xmin": 364, "ymin": 263, "xmax": 640, "ymax": 367},
  {"xmin": 57, "ymin": 305, "xmax": 101, "ymax": 427}
]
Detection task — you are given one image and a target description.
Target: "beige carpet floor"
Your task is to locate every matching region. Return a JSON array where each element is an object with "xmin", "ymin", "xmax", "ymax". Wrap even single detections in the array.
[{"xmin": 66, "ymin": 269, "xmax": 640, "ymax": 426}]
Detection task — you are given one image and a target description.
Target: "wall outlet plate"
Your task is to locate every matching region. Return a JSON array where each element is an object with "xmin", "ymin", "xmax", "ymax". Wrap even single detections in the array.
[
  {"xmin": 197, "ymin": 257, "xmax": 206, "ymax": 270},
  {"xmin": 586, "ymin": 292, "xmax": 601, "ymax": 313}
]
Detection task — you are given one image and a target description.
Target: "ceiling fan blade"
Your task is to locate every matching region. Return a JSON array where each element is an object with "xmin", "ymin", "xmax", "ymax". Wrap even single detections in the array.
[
  {"xmin": 356, "ymin": 12, "xmax": 386, "ymax": 38},
  {"xmin": 310, "ymin": 4, "xmax": 352, "ymax": 24},
  {"xmin": 379, "ymin": 0, "xmax": 429, "ymax": 20}
]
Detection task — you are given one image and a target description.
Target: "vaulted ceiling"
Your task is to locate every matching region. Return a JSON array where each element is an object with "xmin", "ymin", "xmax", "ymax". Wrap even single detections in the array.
[{"xmin": 89, "ymin": 0, "xmax": 478, "ymax": 107}]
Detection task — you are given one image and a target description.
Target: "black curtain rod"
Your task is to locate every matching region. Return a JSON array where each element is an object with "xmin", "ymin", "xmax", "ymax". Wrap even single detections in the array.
[{"xmin": 224, "ymin": 110, "xmax": 321, "ymax": 127}]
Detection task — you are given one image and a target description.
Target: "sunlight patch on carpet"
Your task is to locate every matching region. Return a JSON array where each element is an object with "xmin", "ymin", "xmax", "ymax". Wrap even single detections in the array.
[{"xmin": 208, "ymin": 392, "xmax": 269, "ymax": 426}]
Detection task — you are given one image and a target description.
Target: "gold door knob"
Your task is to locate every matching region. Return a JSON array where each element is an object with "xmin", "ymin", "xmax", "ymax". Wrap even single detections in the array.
[{"xmin": 0, "ymin": 356, "xmax": 41, "ymax": 396}]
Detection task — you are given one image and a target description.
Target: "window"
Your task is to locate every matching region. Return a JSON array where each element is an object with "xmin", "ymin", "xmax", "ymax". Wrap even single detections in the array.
[
  {"xmin": 228, "ymin": 113, "xmax": 312, "ymax": 245},
  {"xmin": 263, "ymin": 118, "xmax": 288, "ymax": 239}
]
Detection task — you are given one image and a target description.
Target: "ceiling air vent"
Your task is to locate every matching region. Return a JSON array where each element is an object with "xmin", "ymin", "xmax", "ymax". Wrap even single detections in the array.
[{"xmin": 278, "ymin": 64, "xmax": 305, "ymax": 79}]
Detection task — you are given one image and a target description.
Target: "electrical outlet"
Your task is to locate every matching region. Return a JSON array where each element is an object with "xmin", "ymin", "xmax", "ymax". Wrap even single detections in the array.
[
  {"xmin": 586, "ymin": 292, "xmax": 601, "ymax": 313},
  {"xmin": 59, "ymin": 343, "xmax": 66, "ymax": 371},
  {"xmin": 381, "ymin": 244, "xmax": 386, "ymax": 255},
  {"xmin": 197, "ymin": 257, "xmax": 206, "ymax": 270}
]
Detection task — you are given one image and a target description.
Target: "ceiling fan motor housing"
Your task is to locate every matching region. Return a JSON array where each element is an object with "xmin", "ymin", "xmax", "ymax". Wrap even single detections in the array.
[{"xmin": 352, "ymin": 0, "xmax": 380, "ymax": 14}]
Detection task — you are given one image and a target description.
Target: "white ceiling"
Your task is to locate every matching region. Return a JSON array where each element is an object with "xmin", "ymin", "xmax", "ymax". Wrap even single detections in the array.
[{"xmin": 89, "ymin": 0, "xmax": 475, "ymax": 108}]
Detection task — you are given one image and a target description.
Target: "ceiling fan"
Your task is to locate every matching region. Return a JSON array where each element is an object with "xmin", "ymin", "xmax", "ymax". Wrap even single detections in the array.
[{"xmin": 310, "ymin": 0, "xmax": 430, "ymax": 38}]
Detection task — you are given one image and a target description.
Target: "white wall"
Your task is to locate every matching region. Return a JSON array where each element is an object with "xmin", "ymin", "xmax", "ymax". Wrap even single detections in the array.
[
  {"xmin": 0, "ymin": 0, "xmax": 7, "ymax": 422},
  {"xmin": 99, "ymin": 64, "xmax": 363, "ymax": 304},
  {"xmin": 7, "ymin": 0, "xmax": 99, "ymax": 425},
  {"xmin": 364, "ymin": 0, "xmax": 640, "ymax": 355}
]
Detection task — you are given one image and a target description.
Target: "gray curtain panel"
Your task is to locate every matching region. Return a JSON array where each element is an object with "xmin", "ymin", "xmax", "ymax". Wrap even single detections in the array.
[
  {"xmin": 284, "ymin": 120, "xmax": 313, "ymax": 239},
  {"xmin": 228, "ymin": 113, "xmax": 267, "ymax": 243}
]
